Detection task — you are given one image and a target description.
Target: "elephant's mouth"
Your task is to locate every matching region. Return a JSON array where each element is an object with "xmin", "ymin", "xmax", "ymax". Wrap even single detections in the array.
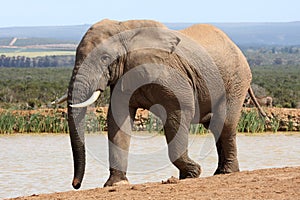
[{"xmin": 70, "ymin": 90, "xmax": 102, "ymax": 108}]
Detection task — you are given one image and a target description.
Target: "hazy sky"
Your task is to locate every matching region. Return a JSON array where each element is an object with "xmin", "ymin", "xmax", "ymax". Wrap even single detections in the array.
[{"xmin": 1, "ymin": 0, "xmax": 299, "ymax": 27}]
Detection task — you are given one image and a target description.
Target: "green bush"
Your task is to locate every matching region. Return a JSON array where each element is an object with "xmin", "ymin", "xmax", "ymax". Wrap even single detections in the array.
[
  {"xmin": 251, "ymin": 65, "xmax": 300, "ymax": 108},
  {"xmin": 0, "ymin": 111, "xmax": 68, "ymax": 134},
  {"xmin": 237, "ymin": 110, "xmax": 265, "ymax": 133}
]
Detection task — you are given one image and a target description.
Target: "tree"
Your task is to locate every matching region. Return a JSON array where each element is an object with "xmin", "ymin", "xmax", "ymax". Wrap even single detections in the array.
[{"xmin": 273, "ymin": 58, "xmax": 283, "ymax": 65}]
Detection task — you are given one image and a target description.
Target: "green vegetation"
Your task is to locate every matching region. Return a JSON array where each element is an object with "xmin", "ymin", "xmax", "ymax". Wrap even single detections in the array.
[
  {"xmin": 240, "ymin": 46, "xmax": 300, "ymax": 108},
  {"xmin": 237, "ymin": 110, "xmax": 265, "ymax": 133},
  {"xmin": 0, "ymin": 111, "xmax": 68, "ymax": 134},
  {"xmin": 0, "ymin": 109, "xmax": 282, "ymax": 134},
  {"xmin": 0, "ymin": 109, "xmax": 106, "ymax": 134},
  {"xmin": 251, "ymin": 65, "xmax": 300, "ymax": 107},
  {"xmin": 237, "ymin": 109, "xmax": 280, "ymax": 133},
  {"xmin": 0, "ymin": 67, "xmax": 72, "ymax": 109},
  {"xmin": 1, "ymin": 63, "xmax": 299, "ymax": 109},
  {"xmin": 0, "ymin": 67, "xmax": 110, "ymax": 109},
  {"xmin": 243, "ymin": 46, "xmax": 300, "ymax": 66}
]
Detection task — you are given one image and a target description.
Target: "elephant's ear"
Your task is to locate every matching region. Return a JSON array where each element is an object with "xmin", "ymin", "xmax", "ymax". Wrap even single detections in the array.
[{"xmin": 126, "ymin": 27, "xmax": 181, "ymax": 53}]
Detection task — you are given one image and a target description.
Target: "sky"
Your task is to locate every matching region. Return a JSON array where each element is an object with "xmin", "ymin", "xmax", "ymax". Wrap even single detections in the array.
[{"xmin": 1, "ymin": 0, "xmax": 299, "ymax": 27}]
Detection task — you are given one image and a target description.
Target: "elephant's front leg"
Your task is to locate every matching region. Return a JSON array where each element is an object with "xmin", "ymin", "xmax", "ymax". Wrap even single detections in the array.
[
  {"xmin": 164, "ymin": 110, "xmax": 201, "ymax": 179},
  {"xmin": 104, "ymin": 106, "xmax": 136, "ymax": 187}
]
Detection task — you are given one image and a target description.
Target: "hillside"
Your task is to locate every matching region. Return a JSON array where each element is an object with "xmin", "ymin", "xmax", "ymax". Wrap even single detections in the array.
[
  {"xmin": 168, "ymin": 21, "xmax": 300, "ymax": 46},
  {"xmin": 0, "ymin": 25, "xmax": 89, "ymax": 42},
  {"xmin": 0, "ymin": 22, "xmax": 300, "ymax": 46},
  {"xmin": 215, "ymin": 22, "xmax": 300, "ymax": 46}
]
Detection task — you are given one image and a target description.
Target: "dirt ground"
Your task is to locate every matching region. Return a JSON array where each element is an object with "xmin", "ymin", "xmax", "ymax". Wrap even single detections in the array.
[{"xmin": 10, "ymin": 167, "xmax": 300, "ymax": 200}]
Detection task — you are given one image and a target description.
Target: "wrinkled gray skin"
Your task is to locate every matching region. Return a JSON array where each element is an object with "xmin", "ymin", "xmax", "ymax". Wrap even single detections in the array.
[{"xmin": 68, "ymin": 19, "xmax": 256, "ymax": 189}]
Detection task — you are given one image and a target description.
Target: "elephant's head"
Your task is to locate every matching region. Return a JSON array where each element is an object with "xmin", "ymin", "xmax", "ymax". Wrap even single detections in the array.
[{"xmin": 67, "ymin": 19, "xmax": 181, "ymax": 189}]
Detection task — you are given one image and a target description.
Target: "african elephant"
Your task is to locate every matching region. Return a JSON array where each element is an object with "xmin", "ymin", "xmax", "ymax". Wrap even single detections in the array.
[
  {"xmin": 53, "ymin": 19, "xmax": 266, "ymax": 189},
  {"xmin": 244, "ymin": 96, "xmax": 273, "ymax": 107}
]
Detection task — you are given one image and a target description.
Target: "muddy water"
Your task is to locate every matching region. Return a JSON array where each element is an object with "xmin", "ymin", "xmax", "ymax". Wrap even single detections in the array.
[{"xmin": 0, "ymin": 133, "xmax": 299, "ymax": 199}]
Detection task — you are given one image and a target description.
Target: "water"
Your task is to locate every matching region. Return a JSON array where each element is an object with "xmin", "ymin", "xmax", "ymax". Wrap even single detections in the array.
[{"xmin": 0, "ymin": 133, "xmax": 299, "ymax": 199}]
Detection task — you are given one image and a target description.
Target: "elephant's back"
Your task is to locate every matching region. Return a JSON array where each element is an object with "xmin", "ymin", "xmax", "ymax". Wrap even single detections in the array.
[
  {"xmin": 180, "ymin": 24, "xmax": 229, "ymax": 48},
  {"xmin": 180, "ymin": 24, "xmax": 252, "ymax": 87},
  {"xmin": 179, "ymin": 24, "xmax": 246, "ymax": 67}
]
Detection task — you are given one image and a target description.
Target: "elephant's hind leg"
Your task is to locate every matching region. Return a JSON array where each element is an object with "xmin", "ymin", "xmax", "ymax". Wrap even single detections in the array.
[
  {"xmin": 214, "ymin": 129, "xmax": 239, "ymax": 175},
  {"xmin": 212, "ymin": 110, "xmax": 241, "ymax": 175},
  {"xmin": 164, "ymin": 110, "xmax": 201, "ymax": 179}
]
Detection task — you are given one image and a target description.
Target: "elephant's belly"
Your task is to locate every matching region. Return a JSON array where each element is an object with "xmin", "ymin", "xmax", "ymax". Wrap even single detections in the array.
[{"xmin": 191, "ymin": 97, "xmax": 212, "ymax": 123}]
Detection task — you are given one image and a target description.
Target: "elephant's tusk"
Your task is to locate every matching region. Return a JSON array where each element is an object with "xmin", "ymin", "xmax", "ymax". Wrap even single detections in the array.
[
  {"xmin": 70, "ymin": 91, "xmax": 101, "ymax": 108},
  {"xmin": 51, "ymin": 93, "xmax": 68, "ymax": 105}
]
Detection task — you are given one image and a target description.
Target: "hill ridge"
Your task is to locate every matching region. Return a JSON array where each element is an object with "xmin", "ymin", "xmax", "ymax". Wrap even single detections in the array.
[{"xmin": 0, "ymin": 22, "xmax": 299, "ymax": 46}]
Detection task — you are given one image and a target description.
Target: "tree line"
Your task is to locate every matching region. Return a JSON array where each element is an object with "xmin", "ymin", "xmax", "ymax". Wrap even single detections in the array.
[
  {"xmin": 1, "ymin": 46, "xmax": 299, "ymax": 68},
  {"xmin": 0, "ymin": 55, "xmax": 75, "ymax": 67},
  {"xmin": 242, "ymin": 46, "xmax": 300, "ymax": 67}
]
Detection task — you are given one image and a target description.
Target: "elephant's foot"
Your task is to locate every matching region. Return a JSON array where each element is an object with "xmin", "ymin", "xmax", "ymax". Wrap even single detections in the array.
[
  {"xmin": 104, "ymin": 168, "xmax": 129, "ymax": 187},
  {"xmin": 173, "ymin": 156, "xmax": 201, "ymax": 179},
  {"xmin": 214, "ymin": 159, "xmax": 239, "ymax": 175},
  {"xmin": 179, "ymin": 163, "xmax": 201, "ymax": 179}
]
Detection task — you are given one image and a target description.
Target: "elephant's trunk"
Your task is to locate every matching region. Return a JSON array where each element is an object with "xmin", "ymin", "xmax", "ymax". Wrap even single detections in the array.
[
  {"xmin": 68, "ymin": 91, "xmax": 101, "ymax": 189},
  {"xmin": 67, "ymin": 74, "xmax": 93, "ymax": 189},
  {"xmin": 67, "ymin": 55, "xmax": 109, "ymax": 188},
  {"xmin": 68, "ymin": 103, "xmax": 87, "ymax": 189}
]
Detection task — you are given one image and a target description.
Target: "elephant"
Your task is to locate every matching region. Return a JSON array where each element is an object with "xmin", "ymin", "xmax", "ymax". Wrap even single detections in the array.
[
  {"xmin": 244, "ymin": 96, "xmax": 273, "ymax": 107},
  {"xmin": 53, "ymin": 19, "xmax": 266, "ymax": 189}
]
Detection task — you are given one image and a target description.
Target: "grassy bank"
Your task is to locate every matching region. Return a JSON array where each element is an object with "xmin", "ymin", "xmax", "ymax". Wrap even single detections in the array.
[
  {"xmin": 0, "ymin": 108, "xmax": 294, "ymax": 134},
  {"xmin": 0, "ymin": 110, "xmax": 68, "ymax": 134}
]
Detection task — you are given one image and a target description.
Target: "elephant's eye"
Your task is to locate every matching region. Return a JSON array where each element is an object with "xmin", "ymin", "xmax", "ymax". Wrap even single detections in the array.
[{"xmin": 100, "ymin": 54, "xmax": 111, "ymax": 65}]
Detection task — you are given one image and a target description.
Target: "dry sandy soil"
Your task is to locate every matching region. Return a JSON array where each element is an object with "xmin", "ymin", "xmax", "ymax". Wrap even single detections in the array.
[{"xmin": 10, "ymin": 167, "xmax": 300, "ymax": 200}]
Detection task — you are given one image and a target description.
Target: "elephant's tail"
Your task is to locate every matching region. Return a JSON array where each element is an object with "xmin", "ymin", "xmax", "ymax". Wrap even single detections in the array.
[{"xmin": 248, "ymin": 87, "xmax": 269, "ymax": 120}]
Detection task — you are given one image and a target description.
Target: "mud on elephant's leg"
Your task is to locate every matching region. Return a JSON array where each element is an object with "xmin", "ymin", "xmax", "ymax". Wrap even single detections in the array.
[
  {"xmin": 104, "ymin": 107, "xmax": 136, "ymax": 187},
  {"xmin": 164, "ymin": 111, "xmax": 201, "ymax": 179}
]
